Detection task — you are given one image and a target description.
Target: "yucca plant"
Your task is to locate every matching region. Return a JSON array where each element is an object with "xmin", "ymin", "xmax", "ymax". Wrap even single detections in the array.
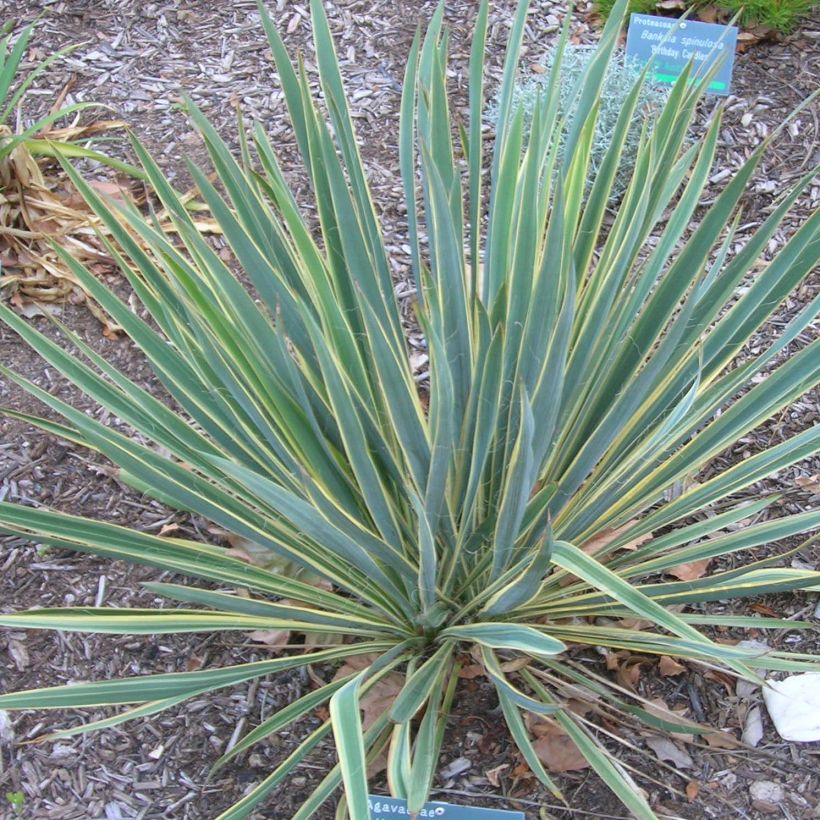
[{"xmin": 0, "ymin": 0, "xmax": 818, "ymax": 817}]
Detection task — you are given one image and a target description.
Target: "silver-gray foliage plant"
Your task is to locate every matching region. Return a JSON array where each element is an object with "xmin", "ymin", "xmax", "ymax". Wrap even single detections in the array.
[{"xmin": 491, "ymin": 45, "xmax": 671, "ymax": 200}]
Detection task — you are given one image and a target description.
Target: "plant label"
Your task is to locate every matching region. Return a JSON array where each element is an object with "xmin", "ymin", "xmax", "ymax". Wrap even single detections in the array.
[
  {"xmin": 369, "ymin": 796, "xmax": 524, "ymax": 819},
  {"xmin": 625, "ymin": 14, "xmax": 738, "ymax": 96}
]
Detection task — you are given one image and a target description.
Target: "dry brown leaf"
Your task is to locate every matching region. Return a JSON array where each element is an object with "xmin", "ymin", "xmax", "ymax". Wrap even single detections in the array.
[
  {"xmin": 7, "ymin": 638, "xmax": 29, "ymax": 671},
  {"xmin": 659, "ymin": 656, "xmax": 687, "ymax": 677},
  {"xmin": 686, "ymin": 781, "xmax": 700, "ymax": 801},
  {"xmin": 533, "ymin": 733, "xmax": 589, "ymax": 772},
  {"xmin": 560, "ymin": 521, "xmax": 652, "ymax": 587},
  {"xmin": 332, "ymin": 654, "xmax": 405, "ymax": 730},
  {"xmin": 703, "ymin": 730, "xmax": 740, "ymax": 749},
  {"xmin": 28, "ymin": 217, "xmax": 62, "ymax": 235},
  {"xmin": 667, "ymin": 557, "xmax": 711, "ymax": 581},
  {"xmin": 40, "ymin": 120, "xmax": 129, "ymax": 141},
  {"xmin": 485, "ymin": 763, "xmax": 509, "ymax": 787},
  {"xmin": 186, "ymin": 655, "xmax": 206, "ymax": 672},
  {"xmin": 704, "ymin": 669, "xmax": 735, "ymax": 696},
  {"xmin": 248, "ymin": 628, "xmax": 292, "ymax": 654},
  {"xmin": 500, "ymin": 656, "xmax": 531, "ymax": 674},
  {"xmin": 88, "ymin": 180, "xmax": 133, "ymax": 204},
  {"xmin": 458, "ymin": 663, "xmax": 485, "ymax": 680},
  {"xmin": 580, "ymin": 520, "xmax": 652, "ymax": 556},
  {"xmin": 524, "ymin": 711, "xmax": 551, "ymax": 738},
  {"xmin": 527, "ymin": 715, "xmax": 589, "ymax": 773},
  {"xmin": 795, "ymin": 474, "xmax": 820, "ymax": 493},
  {"xmin": 0, "ymin": 120, "xmax": 217, "ymax": 334},
  {"xmin": 511, "ymin": 760, "xmax": 533, "ymax": 780},
  {"xmin": 736, "ymin": 31, "xmax": 761, "ymax": 52},
  {"xmin": 605, "ymin": 649, "xmax": 628, "ymax": 671},
  {"xmin": 697, "ymin": 4, "xmax": 720, "ymax": 23},
  {"xmin": 644, "ymin": 735, "xmax": 693, "ymax": 769},
  {"xmin": 158, "ymin": 522, "xmax": 180, "ymax": 536},
  {"xmin": 566, "ymin": 699, "xmax": 594, "ymax": 717},
  {"xmin": 616, "ymin": 656, "xmax": 644, "ymax": 690}
]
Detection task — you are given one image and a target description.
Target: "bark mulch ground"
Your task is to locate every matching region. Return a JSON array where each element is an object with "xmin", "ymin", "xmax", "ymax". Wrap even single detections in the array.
[{"xmin": 0, "ymin": 0, "xmax": 818, "ymax": 817}]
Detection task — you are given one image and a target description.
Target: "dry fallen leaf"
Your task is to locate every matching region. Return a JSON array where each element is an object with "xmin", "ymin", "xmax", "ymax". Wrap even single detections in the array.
[
  {"xmin": 332, "ymin": 654, "xmax": 406, "ymax": 730},
  {"xmin": 580, "ymin": 520, "xmax": 652, "ymax": 556},
  {"xmin": 742, "ymin": 705, "xmax": 764, "ymax": 747},
  {"xmin": 485, "ymin": 763, "xmax": 509, "ymax": 788},
  {"xmin": 7, "ymin": 638, "xmax": 29, "ymax": 671},
  {"xmin": 248, "ymin": 628, "xmax": 292, "ymax": 654},
  {"xmin": 458, "ymin": 663, "xmax": 485, "ymax": 680},
  {"xmin": 158, "ymin": 522, "xmax": 180, "ymax": 536},
  {"xmin": 500, "ymin": 656, "xmax": 531, "ymax": 674},
  {"xmin": 686, "ymin": 780, "xmax": 700, "ymax": 801},
  {"xmin": 559, "ymin": 521, "xmax": 652, "ymax": 587},
  {"xmin": 605, "ymin": 649, "xmax": 628, "ymax": 672},
  {"xmin": 186, "ymin": 655, "xmax": 206, "ymax": 672},
  {"xmin": 795, "ymin": 474, "xmax": 820, "ymax": 493},
  {"xmin": 533, "ymin": 731, "xmax": 589, "ymax": 772},
  {"xmin": 659, "ymin": 655, "xmax": 687, "ymax": 677},
  {"xmin": 536, "ymin": 734, "xmax": 589, "ymax": 773},
  {"xmin": 736, "ymin": 31, "xmax": 761, "ymax": 52},
  {"xmin": 88, "ymin": 179, "xmax": 134, "ymax": 205},
  {"xmin": 644, "ymin": 735, "xmax": 693, "ymax": 769},
  {"xmin": 704, "ymin": 731, "xmax": 740, "ymax": 749},
  {"xmin": 704, "ymin": 669, "xmax": 735, "ymax": 696},
  {"xmin": 526, "ymin": 713, "xmax": 589, "ymax": 773},
  {"xmin": 616, "ymin": 656, "xmax": 644, "ymax": 690},
  {"xmin": 667, "ymin": 557, "xmax": 711, "ymax": 581}
]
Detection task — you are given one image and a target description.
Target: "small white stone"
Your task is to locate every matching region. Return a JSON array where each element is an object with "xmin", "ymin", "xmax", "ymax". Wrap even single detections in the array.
[
  {"xmin": 763, "ymin": 673, "xmax": 820, "ymax": 742},
  {"xmin": 749, "ymin": 781, "xmax": 784, "ymax": 814},
  {"xmin": 0, "ymin": 710, "xmax": 14, "ymax": 744}
]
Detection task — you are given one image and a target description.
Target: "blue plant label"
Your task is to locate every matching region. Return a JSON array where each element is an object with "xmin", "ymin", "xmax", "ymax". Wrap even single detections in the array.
[
  {"xmin": 369, "ymin": 796, "xmax": 524, "ymax": 819},
  {"xmin": 625, "ymin": 13, "xmax": 738, "ymax": 96}
]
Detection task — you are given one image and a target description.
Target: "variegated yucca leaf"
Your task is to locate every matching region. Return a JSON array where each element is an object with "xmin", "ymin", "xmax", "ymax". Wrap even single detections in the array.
[{"xmin": 0, "ymin": 0, "xmax": 818, "ymax": 816}]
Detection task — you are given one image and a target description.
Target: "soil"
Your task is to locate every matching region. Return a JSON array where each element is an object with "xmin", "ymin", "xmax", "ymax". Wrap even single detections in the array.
[{"xmin": 0, "ymin": 0, "xmax": 819, "ymax": 818}]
